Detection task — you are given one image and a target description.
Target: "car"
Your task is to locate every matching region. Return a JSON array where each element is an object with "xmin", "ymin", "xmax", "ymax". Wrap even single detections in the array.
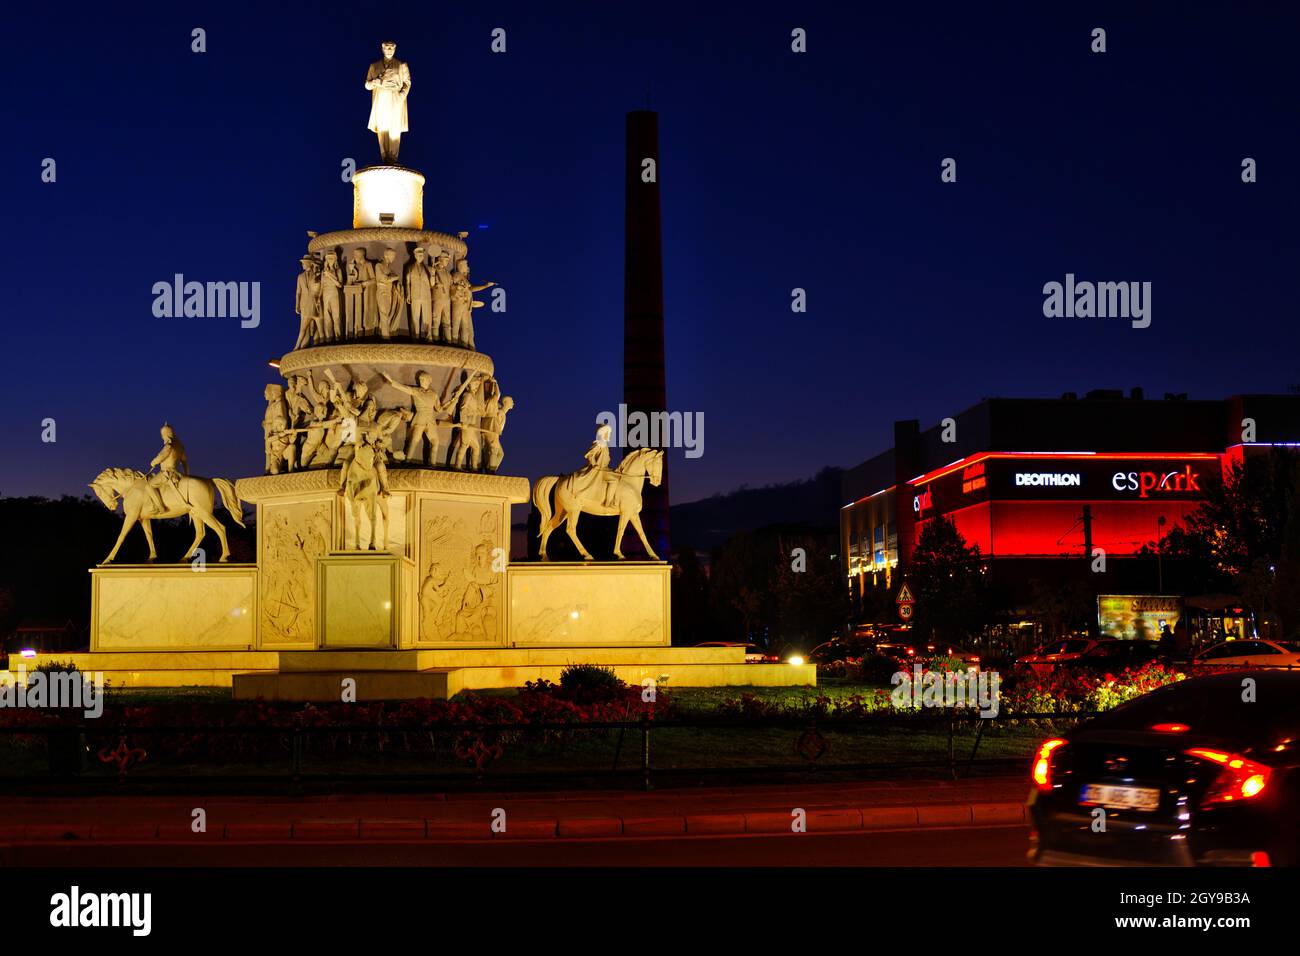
[
  {"xmin": 875, "ymin": 641, "xmax": 980, "ymax": 670},
  {"xmin": 1194, "ymin": 639, "xmax": 1300, "ymax": 669},
  {"xmin": 1071, "ymin": 639, "xmax": 1161, "ymax": 675},
  {"xmin": 1016, "ymin": 638, "xmax": 1098, "ymax": 676},
  {"xmin": 692, "ymin": 641, "xmax": 781, "ymax": 663},
  {"xmin": 808, "ymin": 638, "xmax": 874, "ymax": 664},
  {"xmin": 1028, "ymin": 670, "xmax": 1300, "ymax": 866}
]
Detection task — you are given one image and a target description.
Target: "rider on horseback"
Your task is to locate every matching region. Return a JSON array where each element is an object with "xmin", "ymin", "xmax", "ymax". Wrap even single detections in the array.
[
  {"xmin": 575, "ymin": 423, "xmax": 620, "ymax": 507},
  {"xmin": 147, "ymin": 424, "xmax": 189, "ymax": 516}
]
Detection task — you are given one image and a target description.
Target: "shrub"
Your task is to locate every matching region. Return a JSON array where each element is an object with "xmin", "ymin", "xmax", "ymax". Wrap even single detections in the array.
[
  {"xmin": 25, "ymin": 660, "xmax": 91, "ymax": 711},
  {"xmin": 557, "ymin": 664, "xmax": 624, "ymax": 703},
  {"xmin": 919, "ymin": 653, "xmax": 965, "ymax": 674},
  {"xmin": 860, "ymin": 653, "xmax": 903, "ymax": 684},
  {"xmin": 31, "ymin": 659, "xmax": 79, "ymax": 675}
]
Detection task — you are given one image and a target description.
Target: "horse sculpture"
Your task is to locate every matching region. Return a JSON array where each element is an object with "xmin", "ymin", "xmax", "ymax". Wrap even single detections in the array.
[
  {"xmin": 89, "ymin": 467, "xmax": 246, "ymax": 564},
  {"xmin": 532, "ymin": 447, "xmax": 664, "ymax": 560}
]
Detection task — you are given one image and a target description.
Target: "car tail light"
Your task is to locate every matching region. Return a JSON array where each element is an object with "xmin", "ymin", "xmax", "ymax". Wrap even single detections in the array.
[
  {"xmin": 1151, "ymin": 723, "xmax": 1189, "ymax": 733},
  {"xmin": 1032, "ymin": 738, "xmax": 1067, "ymax": 790},
  {"xmin": 1185, "ymin": 749, "xmax": 1272, "ymax": 806}
]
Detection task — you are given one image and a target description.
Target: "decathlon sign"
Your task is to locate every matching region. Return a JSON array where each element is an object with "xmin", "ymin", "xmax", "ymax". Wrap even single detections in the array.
[
  {"xmin": 1111, "ymin": 465, "xmax": 1202, "ymax": 499},
  {"xmin": 1014, "ymin": 472, "xmax": 1081, "ymax": 487}
]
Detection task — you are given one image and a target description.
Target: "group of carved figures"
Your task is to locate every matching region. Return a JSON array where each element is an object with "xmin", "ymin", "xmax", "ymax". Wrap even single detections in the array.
[
  {"xmin": 261, "ymin": 369, "xmax": 513, "ymax": 478},
  {"xmin": 294, "ymin": 246, "xmax": 494, "ymax": 350}
]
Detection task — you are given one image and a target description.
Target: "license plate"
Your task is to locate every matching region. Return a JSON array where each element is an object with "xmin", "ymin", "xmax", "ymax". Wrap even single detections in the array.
[{"xmin": 1080, "ymin": 784, "xmax": 1160, "ymax": 811}]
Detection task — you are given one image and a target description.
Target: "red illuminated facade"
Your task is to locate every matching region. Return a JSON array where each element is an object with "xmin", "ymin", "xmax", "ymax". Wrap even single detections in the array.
[
  {"xmin": 904, "ymin": 451, "xmax": 1217, "ymax": 563},
  {"xmin": 840, "ymin": 390, "xmax": 1300, "ymax": 625}
]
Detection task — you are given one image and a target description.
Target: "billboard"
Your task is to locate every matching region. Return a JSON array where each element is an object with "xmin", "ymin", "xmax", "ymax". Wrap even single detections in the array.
[{"xmin": 1097, "ymin": 594, "xmax": 1182, "ymax": 641}]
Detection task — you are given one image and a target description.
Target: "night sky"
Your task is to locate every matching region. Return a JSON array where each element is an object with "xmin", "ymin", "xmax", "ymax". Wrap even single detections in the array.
[{"xmin": 3, "ymin": 2, "xmax": 1297, "ymax": 505}]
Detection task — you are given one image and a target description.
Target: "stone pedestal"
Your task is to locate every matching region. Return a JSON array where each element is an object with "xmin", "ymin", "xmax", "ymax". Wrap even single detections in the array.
[
  {"xmin": 237, "ymin": 468, "xmax": 530, "ymax": 650},
  {"xmin": 317, "ymin": 552, "xmax": 414, "ymax": 649},
  {"xmin": 507, "ymin": 562, "xmax": 670, "ymax": 646},
  {"xmin": 90, "ymin": 564, "xmax": 258, "ymax": 651}
]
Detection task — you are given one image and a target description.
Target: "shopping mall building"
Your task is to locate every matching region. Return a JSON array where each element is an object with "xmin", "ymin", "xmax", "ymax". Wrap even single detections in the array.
[{"xmin": 840, "ymin": 390, "xmax": 1300, "ymax": 648}]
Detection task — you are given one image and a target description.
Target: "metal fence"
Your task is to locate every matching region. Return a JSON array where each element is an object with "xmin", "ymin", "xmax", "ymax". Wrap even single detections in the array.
[{"xmin": 0, "ymin": 709, "xmax": 1100, "ymax": 793}]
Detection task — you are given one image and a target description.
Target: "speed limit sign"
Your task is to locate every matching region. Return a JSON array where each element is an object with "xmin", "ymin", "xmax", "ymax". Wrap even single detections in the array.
[{"xmin": 896, "ymin": 582, "xmax": 915, "ymax": 622}]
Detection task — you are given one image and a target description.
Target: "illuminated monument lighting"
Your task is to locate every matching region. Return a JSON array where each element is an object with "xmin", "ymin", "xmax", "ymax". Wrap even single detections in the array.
[{"xmin": 22, "ymin": 44, "xmax": 815, "ymax": 699}]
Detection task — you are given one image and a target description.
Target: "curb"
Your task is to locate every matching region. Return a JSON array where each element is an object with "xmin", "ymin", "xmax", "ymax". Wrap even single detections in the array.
[{"xmin": 0, "ymin": 801, "xmax": 1027, "ymax": 843}]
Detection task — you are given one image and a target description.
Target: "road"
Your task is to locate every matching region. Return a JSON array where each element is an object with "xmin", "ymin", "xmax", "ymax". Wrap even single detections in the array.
[{"xmin": 1, "ymin": 824, "xmax": 1031, "ymax": 866}]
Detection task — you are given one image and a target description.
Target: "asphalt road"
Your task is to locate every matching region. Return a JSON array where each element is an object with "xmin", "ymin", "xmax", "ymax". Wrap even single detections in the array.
[{"xmin": 2, "ymin": 824, "xmax": 1032, "ymax": 866}]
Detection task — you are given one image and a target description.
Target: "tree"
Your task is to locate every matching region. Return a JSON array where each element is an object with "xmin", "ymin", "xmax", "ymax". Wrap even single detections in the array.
[
  {"xmin": 670, "ymin": 547, "xmax": 712, "ymax": 645},
  {"xmin": 707, "ymin": 524, "xmax": 845, "ymax": 652},
  {"xmin": 1163, "ymin": 451, "xmax": 1300, "ymax": 639},
  {"xmin": 770, "ymin": 531, "xmax": 845, "ymax": 652},
  {"xmin": 1025, "ymin": 577, "xmax": 1093, "ymax": 642},
  {"xmin": 709, "ymin": 531, "xmax": 772, "ymax": 643},
  {"xmin": 906, "ymin": 516, "xmax": 987, "ymax": 644}
]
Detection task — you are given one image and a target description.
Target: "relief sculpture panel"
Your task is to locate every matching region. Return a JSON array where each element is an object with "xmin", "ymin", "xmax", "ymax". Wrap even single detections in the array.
[
  {"xmin": 417, "ymin": 498, "xmax": 504, "ymax": 645},
  {"xmin": 261, "ymin": 498, "xmax": 333, "ymax": 645}
]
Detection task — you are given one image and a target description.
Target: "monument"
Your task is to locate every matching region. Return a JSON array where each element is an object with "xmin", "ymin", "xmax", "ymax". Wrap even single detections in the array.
[{"xmin": 23, "ymin": 44, "xmax": 815, "ymax": 698}]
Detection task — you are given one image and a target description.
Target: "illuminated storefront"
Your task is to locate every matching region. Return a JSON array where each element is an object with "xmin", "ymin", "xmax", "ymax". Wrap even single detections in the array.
[
  {"xmin": 840, "ymin": 391, "xmax": 1300, "ymax": 632},
  {"xmin": 906, "ymin": 451, "xmax": 1218, "ymax": 560}
]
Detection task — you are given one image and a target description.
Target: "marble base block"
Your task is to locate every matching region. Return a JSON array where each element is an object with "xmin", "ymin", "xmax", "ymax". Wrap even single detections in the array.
[
  {"xmin": 317, "ymin": 552, "xmax": 415, "ymax": 649},
  {"xmin": 91, "ymin": 565, "xmax": 258, "ymax": 651},
  {"xmin": 507, "ymin": 562, "xmax": 670, "ymax": 647}
]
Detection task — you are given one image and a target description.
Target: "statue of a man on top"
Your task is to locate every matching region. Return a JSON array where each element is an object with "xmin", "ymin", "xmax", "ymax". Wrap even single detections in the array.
[{"xmin": 365, "ymin": 41, "xmax": 411, "ymax": 163}]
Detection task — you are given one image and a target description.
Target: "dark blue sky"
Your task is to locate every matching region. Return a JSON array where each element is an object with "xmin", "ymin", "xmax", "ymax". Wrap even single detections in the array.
[{"xmin": 3, "ymin": 2, "xmax": 1297, "ymax": 503}]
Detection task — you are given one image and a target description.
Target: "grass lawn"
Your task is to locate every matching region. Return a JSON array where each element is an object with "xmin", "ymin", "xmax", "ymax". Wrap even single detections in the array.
[
  {"xmin": 102, "ymin": 686, "xmax": 232, "ymax": 705},
  {"xmin": 666, "ymin": 682, "xmax": 891, "ymax": 714}
]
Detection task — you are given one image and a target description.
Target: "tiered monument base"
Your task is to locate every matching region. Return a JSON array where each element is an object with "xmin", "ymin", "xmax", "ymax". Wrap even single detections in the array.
[
  {"xmin": 20, "ymin": 646, "xmax": 813, "ymax": 699},
  {"xmin": 20, "ymin": 480, "xmax": 817, "ymax": 696}
]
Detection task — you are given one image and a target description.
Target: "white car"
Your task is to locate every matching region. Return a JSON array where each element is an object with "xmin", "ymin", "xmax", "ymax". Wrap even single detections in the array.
[{"xmin": 1195, "ymin": 639, "xmax": 1300, "ymax": 668}]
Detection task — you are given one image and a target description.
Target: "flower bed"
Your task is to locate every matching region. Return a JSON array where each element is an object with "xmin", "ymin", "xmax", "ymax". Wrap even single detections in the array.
[{"xmin": 1001, "ymin": 660, "xmax": 1186, "ymax": 713}]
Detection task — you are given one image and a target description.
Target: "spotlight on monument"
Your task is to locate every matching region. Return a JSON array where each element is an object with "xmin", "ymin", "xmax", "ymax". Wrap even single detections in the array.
[
  {"xmin": 353, "ymin": 166, "xmax": 425, "ymax": 229},
  {"xmin": 19, "ymin": 649, "xmax": 36, "ymax": 659},
  {"xmin": 787, "ymin": 655, "xmax": 805, "ymax": 667}
]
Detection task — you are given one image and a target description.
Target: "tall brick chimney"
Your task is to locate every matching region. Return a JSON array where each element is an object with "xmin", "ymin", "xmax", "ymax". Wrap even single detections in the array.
[{"xmin": 623, "ymin": 109, "xmax": 670, "ymax": 558}]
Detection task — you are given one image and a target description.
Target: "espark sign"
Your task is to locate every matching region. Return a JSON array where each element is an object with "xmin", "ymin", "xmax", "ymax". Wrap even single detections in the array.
[{"xmin": 1111, "ymin": 465, "xmax": 1202, "ymax": 498}]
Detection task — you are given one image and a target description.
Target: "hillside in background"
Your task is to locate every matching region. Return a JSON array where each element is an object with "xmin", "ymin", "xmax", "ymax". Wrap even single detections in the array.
[{"xmin": 668, "ymin": 466, "xmax": 843, "ymax": 554}]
